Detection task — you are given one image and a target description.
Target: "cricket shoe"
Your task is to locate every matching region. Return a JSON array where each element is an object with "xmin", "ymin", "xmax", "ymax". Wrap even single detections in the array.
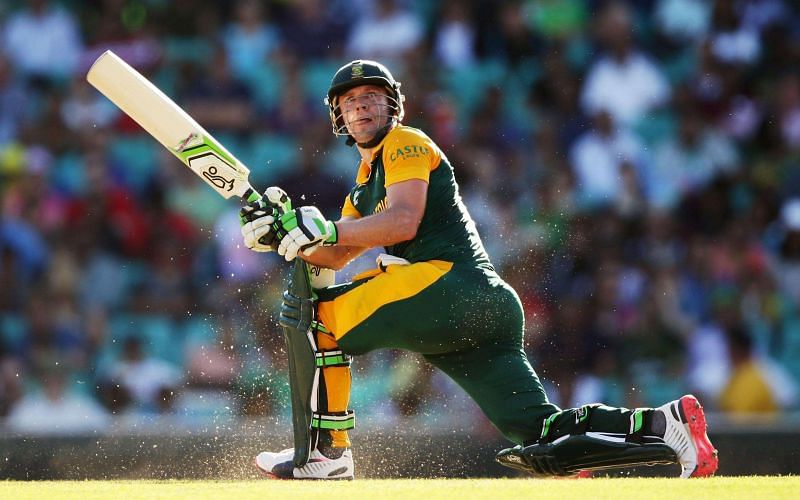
[
  {"xmin": 255, "ymin": 447, "xmax": 354, "ymax": 480},
  {"xmin": 656, "ymin": 394, "xmax": 719, "ymax": 478}
]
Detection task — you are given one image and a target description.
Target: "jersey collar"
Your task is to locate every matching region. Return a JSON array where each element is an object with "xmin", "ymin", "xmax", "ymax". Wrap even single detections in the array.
[{"xmin": 355, "ymin": 126, "xmax": 399, "ymax": 184}]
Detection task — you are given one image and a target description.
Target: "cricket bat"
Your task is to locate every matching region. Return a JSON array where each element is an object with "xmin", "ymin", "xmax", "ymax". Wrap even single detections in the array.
[
  {"xmin": 86, "ymin": 49, "xmax": 258, "ymax": 202},
  {"xmin": 86, "ymin": 50, "xmax": 335, "ymax": 287}
]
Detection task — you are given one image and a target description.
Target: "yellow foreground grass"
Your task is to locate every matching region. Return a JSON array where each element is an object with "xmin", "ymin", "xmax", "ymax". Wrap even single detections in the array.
[{"xmin": 1, "ymin": 477, "xmax": 798, "ymax": 500}]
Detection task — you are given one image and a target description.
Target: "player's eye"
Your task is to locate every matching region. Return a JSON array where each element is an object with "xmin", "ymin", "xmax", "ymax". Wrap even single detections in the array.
[{"xmin": 342, "ymin": 93, "xmax": 379, "ymax": 109}]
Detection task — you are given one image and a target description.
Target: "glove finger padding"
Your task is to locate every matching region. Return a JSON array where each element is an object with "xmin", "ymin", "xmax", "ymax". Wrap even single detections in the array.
[
  {"xmin": 241, "ymin": 211, "xmax": 278, "ymax": 252},
  {"xmin": 278, "ymin": 230, "xmax": 302, "ymax": 261}
]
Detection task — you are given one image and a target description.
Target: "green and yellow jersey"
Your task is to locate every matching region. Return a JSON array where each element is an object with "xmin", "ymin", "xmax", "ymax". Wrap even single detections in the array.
[{"xmin": 340, "ymin": 125, "xmax": 492, "ymax": 267}]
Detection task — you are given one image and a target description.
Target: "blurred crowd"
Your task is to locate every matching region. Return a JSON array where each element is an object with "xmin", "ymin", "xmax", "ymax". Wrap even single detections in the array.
[{"xmin": 2, "ymin": 0, "xmax": 800, "ymax": 437}]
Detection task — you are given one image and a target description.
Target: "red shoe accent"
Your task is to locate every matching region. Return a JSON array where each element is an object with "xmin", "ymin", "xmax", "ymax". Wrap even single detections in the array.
[{"xmin": 680, "ymin": 395, "xmax": 719, "ymax": 477}]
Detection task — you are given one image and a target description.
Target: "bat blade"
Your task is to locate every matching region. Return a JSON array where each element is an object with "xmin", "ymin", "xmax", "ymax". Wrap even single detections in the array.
[{"xmin": 86, "ymin": 50, "xmax": 255, "ymax": 200}]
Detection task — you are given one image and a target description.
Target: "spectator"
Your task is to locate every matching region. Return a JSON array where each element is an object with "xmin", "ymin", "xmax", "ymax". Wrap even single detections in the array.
[
  {"xmin": 718, "ymin": 326, "xmax": 798, "ymax": 413},
  {"xmin": 0, "ymin": 52, "xmax": 29, "ymax": 145},
  {"xmin": 222, "ymin": 0, "xmax": 281, "ymax": 83},
  {"xmin": 569, "ymin": 110, "xmax": 647, "ymax": 211},
  {"xmin": 706, "ymin": 0, "xmax": 761, "ymax": 65},
  {"xmin": 279, "ymin": 0, "xmax": 348, "ymax": 60},
  {"xmin": 772, "ymin": 73, "xmax": 800, "ymax": 151},
  {"xmin": 183, "ymin": 45, "xmax": 254, "ymax": 133},
  {"xmin": 648, "ymin": 108, "xmax": 740, "ymax": 209},
  {"xmin": 59, "ymin": 79, "xmax": 119, "ymax": 133},
  {"xmin": 740, "ymin": 0, "xmax": 791, "ymax": 34},
  {"xmin": 432, "ymin": 1, "xmax": 477, "ymax": 70},
  {"xmin": 262, "ymin": 52, "xmax": 323, "ymax": 134},
  {"xmin": 78, "ymin": 0, "xmax": 162, "ymax": 74},
  {"xmin": 100, "ymin": 336, "xmax": 182, "ymax": 414},
  {"xmin": 654, "ymin": 0, "xmax": 712, "ymax": 44},
  {"xmin": 346, "ymin": 0, "xmax": 423, "ymax": 62},
  {"xmin": 580, "ymin": 1, "xmax": 670, "ymax": 126},
  {"xmin": 6, "ymin": 363, "xmax": 111, "ymax": 435},
  {"xmin": 185, "ymin": 316, "xmax": 240, "ymax": 389},
  {"xmin": 481, "ymin": 1, "xmax": 540, "ymax": 67},
  {"xmin": 1, "ymin": 0, "xmax": 83, "ymax": 84},
  {"xmin": 528, "ymin": 45, "xmax": 589, "ymax": 152},
  {"xmin": 765, "ymin": 198, "xmax": 800, "ymax": 308}
]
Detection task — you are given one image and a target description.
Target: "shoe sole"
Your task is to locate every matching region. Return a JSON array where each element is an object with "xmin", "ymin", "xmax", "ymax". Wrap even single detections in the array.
[
  {"xmin": 679, "ymin": 395, "xmax": 719, "ymax": 477},
  {"xmin": 253, "ymin": 457, "xmax": 354, "ymax": 480}
]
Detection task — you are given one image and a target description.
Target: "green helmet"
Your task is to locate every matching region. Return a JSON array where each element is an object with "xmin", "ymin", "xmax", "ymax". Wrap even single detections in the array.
[{"xmin": 325, "ymin": 59, "xmax": 405, "ymax": 140}]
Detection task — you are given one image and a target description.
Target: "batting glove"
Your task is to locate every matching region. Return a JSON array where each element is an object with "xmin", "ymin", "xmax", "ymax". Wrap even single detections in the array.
[
  {"xmin": 239, "ymin": 186, "xmax": 291, "ymax": 252},
  {"xmin": 275, "ymin": 206, "xmax": 338, "ymax": 261}
]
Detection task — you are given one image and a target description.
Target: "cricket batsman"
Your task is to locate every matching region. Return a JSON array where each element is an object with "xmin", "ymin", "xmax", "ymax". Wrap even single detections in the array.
[{"xmin": 239, "ymin": 60, "xmax": 718, "ymax": 480}]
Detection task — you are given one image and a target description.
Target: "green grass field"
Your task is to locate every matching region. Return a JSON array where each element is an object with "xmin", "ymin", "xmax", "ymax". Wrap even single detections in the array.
[{"xmin": 1, "ymin": 477, "xmax": 797, "ymax": 500}]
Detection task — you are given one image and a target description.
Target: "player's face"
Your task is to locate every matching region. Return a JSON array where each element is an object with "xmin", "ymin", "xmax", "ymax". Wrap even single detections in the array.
[{"xmin": 338, "ymin": 85, "xmax": 392, "ymax": 143}]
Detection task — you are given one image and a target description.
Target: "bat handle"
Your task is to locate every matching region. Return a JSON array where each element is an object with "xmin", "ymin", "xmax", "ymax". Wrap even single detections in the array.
[
  {"xmin": 242, "ymin": 185, "xmax": 261, "ymax": 205},
  {"xmin": 242, "ymin": 184, "xmax": 292, "ymax": 212}
]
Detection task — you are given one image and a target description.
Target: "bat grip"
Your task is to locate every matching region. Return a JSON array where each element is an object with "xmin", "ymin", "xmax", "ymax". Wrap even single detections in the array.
[{"xmin": 241, "ymin": 185, "xmax": 261, "ymax": 204}]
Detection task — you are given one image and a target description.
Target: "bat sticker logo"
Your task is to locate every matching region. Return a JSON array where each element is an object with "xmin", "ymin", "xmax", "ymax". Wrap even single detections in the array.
[
  {"xmin": 202, "ymin": 165, "xmax": 235, "ymax": 191},
  {"xmin": 175, "ymin": 132, "xmax": 201, "ymax": 152}
]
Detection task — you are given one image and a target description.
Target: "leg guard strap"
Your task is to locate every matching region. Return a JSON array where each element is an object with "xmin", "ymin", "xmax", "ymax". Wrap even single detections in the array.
[
  {"xmin": 497, "ymin": 435, "xmax": 677, "ymax": 477},
  {"xmin": 536, "ymin": 405, "xmax": 652, "ymax": 446},
  {"xmin": 312, "ymin": 410, "xmax": 356, "ymax": 431},
  {"xmin": 315, "ymin": 349, "xmax": 352, "ymax": 367},
  {"xmin": 539, "ymin": 403, "xmax": 599, "ymax": 443}
]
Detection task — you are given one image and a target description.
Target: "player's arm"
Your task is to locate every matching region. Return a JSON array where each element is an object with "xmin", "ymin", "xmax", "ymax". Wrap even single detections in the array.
[
  {"xmin": 276, "ymin": 179, "xmax": 428, "ymax": 264},
  {"xmin": 336, "ymin": 179, "xmax": 427, "ymax": 247}
]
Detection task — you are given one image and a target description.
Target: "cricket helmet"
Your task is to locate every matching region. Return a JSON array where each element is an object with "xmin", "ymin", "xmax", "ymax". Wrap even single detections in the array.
[{"xmin": 324, "ymin": 59, "xmax": 405, "ymax": 140}]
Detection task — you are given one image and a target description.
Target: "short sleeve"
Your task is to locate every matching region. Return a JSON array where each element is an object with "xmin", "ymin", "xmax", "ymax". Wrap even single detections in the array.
[{"xmin": 381, "ymin": 127, "xmax": 441, "ymax": 187}]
